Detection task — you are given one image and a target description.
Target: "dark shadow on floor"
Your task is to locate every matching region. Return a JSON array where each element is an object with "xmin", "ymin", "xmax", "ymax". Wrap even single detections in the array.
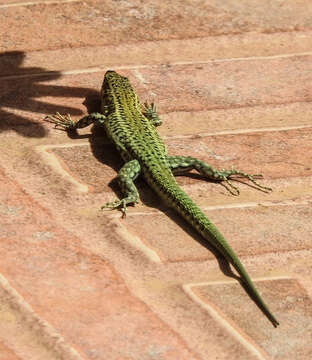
[{"xmin": 0, "ymin": 51, "xmax": 98, "ymax": 138}]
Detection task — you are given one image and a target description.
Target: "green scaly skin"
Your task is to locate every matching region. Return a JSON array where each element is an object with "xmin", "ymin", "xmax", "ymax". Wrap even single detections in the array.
[{"xmin": 45, "ymin": 70, "xmax": 279, "ymax": 327}]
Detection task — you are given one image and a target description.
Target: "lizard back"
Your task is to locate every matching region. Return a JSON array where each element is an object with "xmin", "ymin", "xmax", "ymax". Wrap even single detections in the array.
[{"xmin": 101, "ymin": 71, "xmax": 169, "ymax": 168}]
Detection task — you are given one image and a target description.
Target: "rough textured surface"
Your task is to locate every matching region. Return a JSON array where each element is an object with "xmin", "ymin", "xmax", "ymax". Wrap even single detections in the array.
[
  {"xmin": 1, "ymin": 0, "xmax": 312, "ymax": 52},
  {"xmin": 0, "ymin": 0, "xmax": 312, "ymax": 359}
]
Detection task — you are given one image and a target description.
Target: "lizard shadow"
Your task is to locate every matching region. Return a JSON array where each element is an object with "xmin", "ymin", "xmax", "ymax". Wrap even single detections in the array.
[
  {"xmin": 65, "ymin": 93, "xmax": 127, "ymax": 184},
  {"xmin": 0, "ymin": 50, "xmax": 98, "ymax": 138},
  {"xmin": 69, "ymin": 92, "xmax": 277, "ymax": 327}
]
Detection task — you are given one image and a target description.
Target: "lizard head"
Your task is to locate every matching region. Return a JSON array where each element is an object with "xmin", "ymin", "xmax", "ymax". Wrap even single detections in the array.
[
  {"xmin": 101, "ymin": 70, "xmax": 138, "ymax": 113},
  {"xmin": 102, "ymin": 70, "xmax": 133, "ymax": 93}
]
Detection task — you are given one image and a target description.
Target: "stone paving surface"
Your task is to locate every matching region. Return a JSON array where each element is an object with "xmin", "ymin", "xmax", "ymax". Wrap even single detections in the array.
[{"xmin": 0, "ymin": 1, "xmax": 311, "ymax": 359}]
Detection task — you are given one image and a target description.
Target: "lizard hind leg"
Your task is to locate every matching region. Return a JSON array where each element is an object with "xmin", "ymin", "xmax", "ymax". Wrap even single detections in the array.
[
  {"xmin": 167, "ymin": 156, "xmax": 272, "ymax": 195},
  {"xmin": 101, "ymin": 159, "xmax": 141, "ymax": 217}
]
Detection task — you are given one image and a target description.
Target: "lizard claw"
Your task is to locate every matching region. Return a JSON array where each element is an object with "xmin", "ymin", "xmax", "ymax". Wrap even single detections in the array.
[
  {"xmin": 101, "ymin": 199, "xmax": 128, "ymax": 217},
  {"xmin": 44, "ymin": 112, "xmax": 76, "ymax": 130},
  {"xmin": 219, "ymin": 169, "xmax": 272, "ymax": 194}
]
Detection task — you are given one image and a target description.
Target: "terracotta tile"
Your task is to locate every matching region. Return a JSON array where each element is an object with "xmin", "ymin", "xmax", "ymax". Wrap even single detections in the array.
[
  {"xmin": 121, "ymin": 202, "xmax": 312, "ymax": 263},
  {"xmin": 1, "ymin": 0, "xmax": 312, "ymax": 52},
  {"xmin": 0, "ymin": 168, "xmax": 200, "ymax": 359},
  {"xmin": 188, "ymin": 278, "xmax": 312, "ymax": 359},
  {"xmin": 41, "ymin": 127, "xmax": 312, "ymax": 203},
  {"xmin": 1, "ymin": 54, "xmax": 312, "ymax": 138},
  {"xmin": 1, "ymin": 0, "xmax": 312, "ymax": 358},
  {"xmin": 2, "ymin": 31, "xmax": 312, "ymax": 76},
  {"xmin": 0, "ymin": 339, "xmax": 20, "ymax": 360}
]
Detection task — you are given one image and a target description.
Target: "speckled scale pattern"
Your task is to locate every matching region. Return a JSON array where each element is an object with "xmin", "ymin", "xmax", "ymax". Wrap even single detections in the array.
[{"xmin": 45, "ymin": 71, "xmax": 279, "ymax": 327}]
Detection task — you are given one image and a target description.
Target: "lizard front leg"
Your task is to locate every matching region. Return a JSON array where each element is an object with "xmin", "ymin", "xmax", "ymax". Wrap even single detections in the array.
[
  {"xmin": 142, "ymin": 102, "xmax": 162, "ymax": 126},
  {"xmin": 167, "ymin": 155, "xmax": 272, "ymax": 195},
  {"xmin": 45, "ymin": 112, "xmax": 107, "ymax": 130},
  {"xmin": 102, "ymin": 159, "xmax": 141, "ymax": 217}
]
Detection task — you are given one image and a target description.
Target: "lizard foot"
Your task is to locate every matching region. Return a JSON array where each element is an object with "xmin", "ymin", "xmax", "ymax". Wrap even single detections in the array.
[
  {"xmin": 101, "ymin": 199, "xmax": 128, "ymax": 218},
  {"xmin": 44, "ymin": 112, "xmax": 76, "ymax": 130},
  {"xmin": 221, "ymin": 170, "xmax": 272, "ymax": 195}
]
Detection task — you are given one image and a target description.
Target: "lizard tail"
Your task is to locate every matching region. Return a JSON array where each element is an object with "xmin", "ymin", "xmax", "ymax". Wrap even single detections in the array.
[{"xmin": 148, "ymin": 172, "xmax": 279, "ymax": 327}]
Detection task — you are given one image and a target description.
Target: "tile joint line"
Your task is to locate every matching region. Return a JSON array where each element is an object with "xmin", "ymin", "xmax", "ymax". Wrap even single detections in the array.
[{"xmin": 1, "ymin": 51, "xmax": 312, "ymax": 80}]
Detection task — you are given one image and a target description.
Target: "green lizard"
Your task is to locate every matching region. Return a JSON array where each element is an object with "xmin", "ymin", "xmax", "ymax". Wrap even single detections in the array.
[{"xmin": 45, "ymin": 70, "xmax": 279, "ymax": 327}]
